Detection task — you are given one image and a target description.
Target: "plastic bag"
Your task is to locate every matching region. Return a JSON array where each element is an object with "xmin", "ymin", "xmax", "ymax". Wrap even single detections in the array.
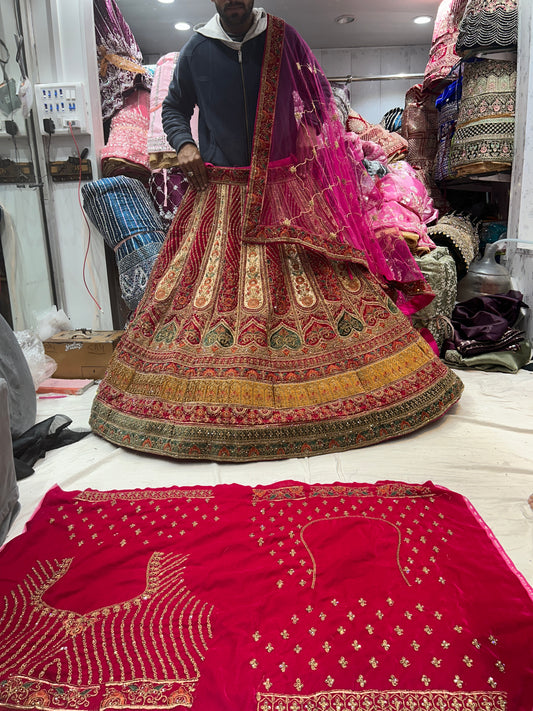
[
  {"xmin": 15, "ymin": 330, "xmax": 57, "ymax": 390},
  {"xmin": 35, "ymin": 306, "xmax": 71, "ymax": 342}
]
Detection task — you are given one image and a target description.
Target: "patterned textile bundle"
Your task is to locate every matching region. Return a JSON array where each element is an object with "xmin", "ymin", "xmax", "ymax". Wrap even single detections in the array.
[
  {"xmin": 101, "ymin": 89, "xmax": 151, "ymax": 184},
  {"xmin": 423, "ymin": 0, "xmax": 469, "ymax": 91},
  {"xmin": 401, "ymin": 84, "xmax": 447, "ymax": 212},
  {"xmin": 81, "ymin": 176, "xmax": 165, "ymax": 311},
  {"xmin": 346, "ymin": 109, "xmax": 371, "ymax": 135},
  {"xmin": 330, "ymin": 82, "xmax": 352, "ymax": 125},
  {"xmin": 449, "ymin": 58, "xmax": 516, "ymax": 178},
  {"xmin": 412, "ymin": 246, "xmax": 458, "ymax": 350},
  {"xmin": 93, "ymin": 0, "xmax": 152, "ymax": 123},
  {"xmin": 456, "ymin": 0, "xmax": 518, "ymax": 56},
  {"xmin": 368, "ymin": 161, "xmax": 438, "ymax": 258},
  {"xmin": 380, "ymin": 107, "xmax": 403, "ymax": 133},
  {"xmin": 434, "ymin": 77, "xmax": 462, "ymax": 182},
  {"xmin": 427, "ymin": 213, "xmax": 479, "ymax": 279},
  {"xmin": 148, "ymin": 168, "xmax": 188, "ymax": 231},
  {"xmin": 360, "ymin": 124, "xmax": 408, "ymax": 164}
]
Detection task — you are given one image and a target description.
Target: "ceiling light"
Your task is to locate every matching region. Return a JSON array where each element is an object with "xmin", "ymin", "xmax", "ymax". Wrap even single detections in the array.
[
  {"xmin": 158, "ymin": 0, "xmax": 175, "ymax": 4},
  {"xmin": 175, "ymin": 22, "xmax": 191, "ymax": 31},
  {"xmin": 413, "ymin": 15, "xmax": 432, "ymax": 24},
  {"xmin": 335, "ymin": 15, "xmax": 355, "ymax": 25}
]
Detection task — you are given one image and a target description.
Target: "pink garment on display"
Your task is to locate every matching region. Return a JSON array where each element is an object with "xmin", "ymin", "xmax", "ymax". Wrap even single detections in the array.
[
  {"xmin": 101, "ymin": 88, "xmax": 151, "ymax": 179},
  {"xmin": 423, "ymin": 0, "xmax": 469, "ymax": 91},
  {"xmin": 360, "ymin": 124, "xmax": 408, "ymax": 163},
  {"xmin": 0, "ymin": 480, "xmax": 532, "ymax": 710},
  {"xmin": 147, "ymin": 52, "xmax": 199, "ymax": 170}
]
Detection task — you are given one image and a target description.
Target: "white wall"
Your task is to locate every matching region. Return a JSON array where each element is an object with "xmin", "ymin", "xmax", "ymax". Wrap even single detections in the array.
[
  {"xmin": 0, "ymin": 2, "xmax": 54, "ymax": 330},
  {"xmin": 314, "ymin": 45, "xmax": 429, "ymax": 125},
  {"xmin": 4, "ymin": 0, "xmax": 112, "ymax": 331}
]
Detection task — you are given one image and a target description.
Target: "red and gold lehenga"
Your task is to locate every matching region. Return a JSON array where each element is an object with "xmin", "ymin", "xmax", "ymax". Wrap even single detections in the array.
[{"xmin": 90, "ymin": 16, "xmax": 463, "ymax": 462}]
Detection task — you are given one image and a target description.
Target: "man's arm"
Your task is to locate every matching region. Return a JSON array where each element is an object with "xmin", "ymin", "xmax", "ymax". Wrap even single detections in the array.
[{"xmin": 162, "ymin": 51, "xmax": 209, "ymax": 190}]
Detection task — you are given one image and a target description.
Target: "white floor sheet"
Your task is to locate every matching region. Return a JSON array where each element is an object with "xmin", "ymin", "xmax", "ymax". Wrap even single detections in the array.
[{"xmin": 4, "ymin": 368, "xmax": 533, "ymax": 588}]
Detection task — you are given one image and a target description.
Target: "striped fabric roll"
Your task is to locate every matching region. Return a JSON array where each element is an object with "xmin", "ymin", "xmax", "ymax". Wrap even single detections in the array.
[{"xmin": 82, "ymin": 176, "xmax": 166, "ymax": 311}]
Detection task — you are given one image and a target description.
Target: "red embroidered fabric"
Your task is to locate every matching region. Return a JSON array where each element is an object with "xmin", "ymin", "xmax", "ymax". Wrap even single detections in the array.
[{"xmin": 1, "ymin": 481, "xmax": 532, "ymax": 710}]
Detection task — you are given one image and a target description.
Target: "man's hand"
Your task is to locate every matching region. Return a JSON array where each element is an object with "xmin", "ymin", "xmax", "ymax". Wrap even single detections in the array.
[{"xmin": 177, "ymin": 143, "xmax": 209, "ymax": 191}]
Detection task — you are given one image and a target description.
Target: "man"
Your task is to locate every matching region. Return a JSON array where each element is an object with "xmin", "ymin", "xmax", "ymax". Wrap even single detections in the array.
[
  {"xmin": 162, "ymin": 1, "xmax": 267, "ymax": 191},
  {"xmin": 91, "ymin": 2, "xmax": 462, "ymax": 463},
  {"xmin": 162, "ymin": 1, "xmax": 330, "ymax": 191}
]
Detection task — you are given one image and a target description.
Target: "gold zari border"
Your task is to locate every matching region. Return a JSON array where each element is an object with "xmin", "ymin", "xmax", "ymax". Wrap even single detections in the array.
[{"xmin": 257, "ymin": 689, "xmax": 507, "ymax": 710}]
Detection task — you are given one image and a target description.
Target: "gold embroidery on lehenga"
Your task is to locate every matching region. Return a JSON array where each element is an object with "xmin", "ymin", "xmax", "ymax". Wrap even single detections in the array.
[
  {"xmin": 155, "ymin": 190, "xmax": 209, "ymax": 302},
  {"xmin": 195, "ymin": 185, "xmax": 228, "ymax": 309},
  {"xmin": 244, "ymin": 243, "xmax": 265, "ymax": 310}
]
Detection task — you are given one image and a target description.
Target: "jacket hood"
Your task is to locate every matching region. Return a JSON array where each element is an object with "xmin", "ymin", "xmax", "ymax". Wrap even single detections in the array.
[{"xmin": 195, "ymin": 7, "xmax": 268, "ymax": 49}]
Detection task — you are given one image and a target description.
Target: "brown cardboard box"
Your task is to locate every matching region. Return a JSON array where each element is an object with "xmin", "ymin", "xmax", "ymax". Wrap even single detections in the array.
[{"xmin": 43, "ymin": 330, "xmax": 124, "ymax": 379}]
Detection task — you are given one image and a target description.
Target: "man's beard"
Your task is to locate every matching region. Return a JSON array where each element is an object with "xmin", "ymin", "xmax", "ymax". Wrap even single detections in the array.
[{"xmin": 219, "ymin": 2, "xmax": 253, "ymax": 28}]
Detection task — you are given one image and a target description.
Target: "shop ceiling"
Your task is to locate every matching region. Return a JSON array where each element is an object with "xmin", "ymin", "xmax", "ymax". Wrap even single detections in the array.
[{"xmin": 116, "ymin": 0, "xmax": 441, "ymax": 57}]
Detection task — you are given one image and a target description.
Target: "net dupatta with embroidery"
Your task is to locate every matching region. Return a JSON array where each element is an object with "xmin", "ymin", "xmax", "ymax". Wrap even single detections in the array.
[{"xmin": 244, "ymin": 17, "xmax": 433, "ymax": 315}]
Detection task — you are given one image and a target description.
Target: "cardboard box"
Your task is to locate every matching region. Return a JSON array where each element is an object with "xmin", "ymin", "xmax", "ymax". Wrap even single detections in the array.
[{"xmin": 44, "ymin": 330, "xmax": 124, "ymax": 379}]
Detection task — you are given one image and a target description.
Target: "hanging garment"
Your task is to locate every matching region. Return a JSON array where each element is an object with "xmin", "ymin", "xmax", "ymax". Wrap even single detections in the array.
[
  {"xmin": 456, "ymin": 0, "xmax": 518, "ymax": 56},
  {"xmin": 89, "ymin": 15, "xmax": 462, "ymax": 462},
  {"xmin": 401, "ymin": 84, "xmax": 447, "ymax": 213},
  {"xmin": 82, "ymin": 176, "xmax": 166, "ymax": 311},
  {"xmin": 0, "ymin": 481, "xmax": 532, "ymax": 710},
  {"xmin": 449, "ymin": 58, "xmax": 516, "ymax": 178},
  {"xmin": 93, "ymin": 0, "xmax": 152, "ymax": 123},
  {"xmin": 423, "ymin": 0, "xmax": 469, "ymax": 91},
  {"xmin": 146, "ymin": 52, "xmax": 200, "ymax": 171},
  {"xmin": 100, "ymin": 89, "xmax": 151, "ymax": 184}
]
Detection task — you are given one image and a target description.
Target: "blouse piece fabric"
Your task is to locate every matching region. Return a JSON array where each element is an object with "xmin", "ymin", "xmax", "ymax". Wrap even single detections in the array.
[
  {"xmin": 456, "ymin": 0, "xmax": 518, "ymax": 56},
  {"xmin": 449, "ymin": 58, "xmax": 516, "ymax": 178},
  {"xmin": 1, "ymin": 481, "xmax": 532, "ymax": 710}
]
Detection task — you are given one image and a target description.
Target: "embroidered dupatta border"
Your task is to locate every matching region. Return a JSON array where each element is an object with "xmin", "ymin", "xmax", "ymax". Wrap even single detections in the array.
[{"xmin": 241, "ymin": 15, "xmax": 285, "ymax": 239}]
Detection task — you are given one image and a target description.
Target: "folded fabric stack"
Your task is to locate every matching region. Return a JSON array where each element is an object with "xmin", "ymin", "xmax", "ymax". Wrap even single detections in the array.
[
  {"xmin": 81, "ymin": 176, "xmax": 166, "ymax": 311},
  {"xmin": 443, "ymin": 290, "xmax": 531, "ymax": 372},
  {"xmin": 412, "ymin": 246, "xmax": 458, "ymax": 350}
]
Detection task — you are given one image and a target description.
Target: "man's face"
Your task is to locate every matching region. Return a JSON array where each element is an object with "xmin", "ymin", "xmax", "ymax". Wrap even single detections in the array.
[{"xmin": 211, "ymin": 0, "xmax": 255, "ymax": 31}]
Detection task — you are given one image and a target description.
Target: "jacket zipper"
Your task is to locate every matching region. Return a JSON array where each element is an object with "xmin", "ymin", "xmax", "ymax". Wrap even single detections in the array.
[{"xmin": 238, "ymin": 47, "xmax": 251, "ymax": 164}]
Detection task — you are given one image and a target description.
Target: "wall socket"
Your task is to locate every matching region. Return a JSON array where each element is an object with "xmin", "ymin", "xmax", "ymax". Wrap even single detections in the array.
[{"xmin": 35, "ymin": 82, "xmax": 89, "ymax": 134}]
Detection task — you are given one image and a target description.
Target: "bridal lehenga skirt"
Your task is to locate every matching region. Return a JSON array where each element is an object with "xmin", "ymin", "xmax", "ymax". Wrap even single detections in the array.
[{"xmin": 90, "ymin": 167, "xmax": 463, "ymax": 461}]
